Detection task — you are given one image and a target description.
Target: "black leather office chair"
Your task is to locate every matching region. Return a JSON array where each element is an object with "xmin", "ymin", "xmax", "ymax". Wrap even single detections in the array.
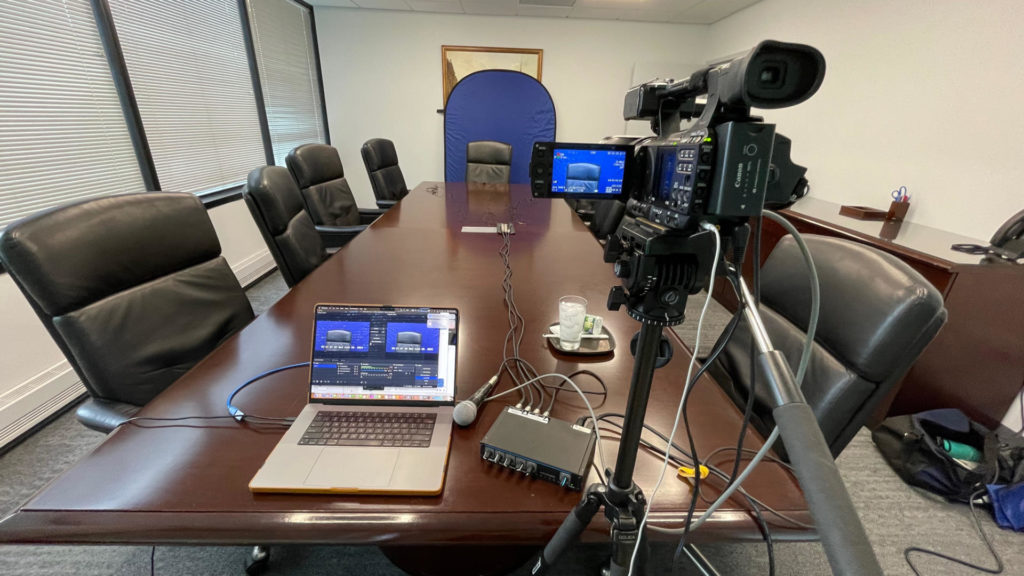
[
  {"xmin": 286, "ymin": 144, "xmax": 384, "ymax": 240},
  {"xmin": 243, "ymin": 166, "xmax": 328, "ymax": 287},
  {"xmin": 566, "ymin": 163, "xmax": 601, "ymax": 193},
  {"xmin": 0, "ymin": 193, "xmax": 255, "ymax": 433},
  {"xmin": 326, "ymin": 330, "xmax": 352, "ymax": 351},
  {"xmin": 466, "ymin": 140, "xmax": 512, "ymax": 184},
  {"xmin": 360, "ymin": 138, "xmax": 408, "ymax": 210},
  {"xmin": 589, "ymin": 199, "xmax": 627, "ymax": 243},
  {"xmin": 395, "ymin": 331, "xmax": 422, "ymax": 353},
  {"xmin": 707, "ymin": 234, "xmax": 947, "ymax": 460}
]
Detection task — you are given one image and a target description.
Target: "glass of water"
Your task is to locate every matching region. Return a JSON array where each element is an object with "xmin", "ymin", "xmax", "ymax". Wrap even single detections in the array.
[{"xmin": 558, "ymin": 296, "xmax": 588, "ymax": 351}]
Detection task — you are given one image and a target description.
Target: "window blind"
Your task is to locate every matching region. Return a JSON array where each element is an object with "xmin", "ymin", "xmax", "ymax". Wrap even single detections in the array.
[
  {"xmin": 107, "ymin": 0, "xmax": 267, "ymax": 194},
  {"xmin": 246, "ymin": 0, "xmax": 327, "ymax": 166},
  {"xmin": 0, "ymin": 0, "xmax": 145, "ymax": 230}
]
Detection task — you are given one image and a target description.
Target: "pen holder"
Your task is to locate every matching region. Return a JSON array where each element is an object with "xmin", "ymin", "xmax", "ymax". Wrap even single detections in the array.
[{"xmin": 885, "ymin": 200, "xmax": 910, "ymax": 222}]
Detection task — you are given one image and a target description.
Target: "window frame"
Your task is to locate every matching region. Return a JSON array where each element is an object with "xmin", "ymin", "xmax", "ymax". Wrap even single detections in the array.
[
  {"xmin": 242, "ymin": 0, "xmax": 332, "ymax": 169},
  {"xmin": 90, "ymin": 0, "xmax": 331, "ymax": 208}
]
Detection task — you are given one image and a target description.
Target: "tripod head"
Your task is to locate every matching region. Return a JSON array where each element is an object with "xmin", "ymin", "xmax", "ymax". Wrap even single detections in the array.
[{"xmin": 602, "ymin": 216, "xmax": 719, "ymax": 326}]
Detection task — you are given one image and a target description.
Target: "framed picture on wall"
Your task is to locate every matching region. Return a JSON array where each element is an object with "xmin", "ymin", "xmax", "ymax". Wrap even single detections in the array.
[{"xmin": 441, "ymin": 45, "xmax": 543, "ymax": 106}]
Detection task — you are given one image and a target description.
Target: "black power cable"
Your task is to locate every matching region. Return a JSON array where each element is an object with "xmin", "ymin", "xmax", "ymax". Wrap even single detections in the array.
[
  {"xmin": 545, "ymin": 369, "xmax": 609, "ymax": 414},
  {"xmin": 590, "ymin": 414, "xmax": 811, "ymax": 529},
  {"xmin": 729, "ymin": 215, "xmax": 762, "ymax": 490},
  {"xmin": 497, "ymin": 228, "xmax": 548, "ymax": 409},
  {"xmin": 904, "ymin": 489, "xmax": 1004, "ymax": 576},
  {"xmin": 679, "ymin": 297, "xmax": 746, "ymax": 543},
  {"xmin": 115, "ymin": 363, "xmax": 310, "ymax": 430},
  {"xmin": 592, "ymin": 416, "xmax": 777, "ymax": 576}
]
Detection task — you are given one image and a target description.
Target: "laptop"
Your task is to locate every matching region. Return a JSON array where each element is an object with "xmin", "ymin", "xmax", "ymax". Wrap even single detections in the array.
[{"xmin": 249, "ymin": 304, "xmax": 458, "ymax": 495}]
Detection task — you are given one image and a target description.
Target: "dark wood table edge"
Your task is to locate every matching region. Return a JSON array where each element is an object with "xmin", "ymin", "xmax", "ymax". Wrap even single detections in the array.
[
  {"xmin": 779, "ymin": 207, "xmax": 959, "ymax": 272},
  {"xmin": 0, "ymin": 509, "xmax": 816, "ymax": 545},
  {"xmin": 0, "ymin": 327, "xmax": 816, "ymax": 547}
]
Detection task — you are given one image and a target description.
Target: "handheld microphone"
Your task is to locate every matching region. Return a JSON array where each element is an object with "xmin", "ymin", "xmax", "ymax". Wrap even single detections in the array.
[{"xmin": 453, "ymin": 374, "xmax": 499, "ymax": 427}]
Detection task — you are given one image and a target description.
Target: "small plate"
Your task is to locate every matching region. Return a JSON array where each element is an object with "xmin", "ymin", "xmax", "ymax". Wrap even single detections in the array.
[{"xmin": 545, "ymin": 322, "xmax": 616, "ymax": 356}]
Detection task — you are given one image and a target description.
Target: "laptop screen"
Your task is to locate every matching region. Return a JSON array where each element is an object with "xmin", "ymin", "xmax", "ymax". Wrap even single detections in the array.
[{"xmin": 309, "ymin": 304, "xmax": 458, "ymax": 405}]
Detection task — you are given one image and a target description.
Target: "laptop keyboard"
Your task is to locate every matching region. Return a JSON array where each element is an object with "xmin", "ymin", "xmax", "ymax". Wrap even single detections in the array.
[{"xmin": 298, "ymin": 411, "xmax": 437, "ymax": 448}]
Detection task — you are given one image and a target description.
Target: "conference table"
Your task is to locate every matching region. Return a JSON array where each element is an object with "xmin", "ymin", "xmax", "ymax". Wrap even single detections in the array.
[{"xmin": 0, "ymin": 182, "xmax": 814, "ymax": 573}]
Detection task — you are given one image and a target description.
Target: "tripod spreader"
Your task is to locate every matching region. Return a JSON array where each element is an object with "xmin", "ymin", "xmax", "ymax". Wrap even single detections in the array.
[{"xmin": 530, "ymin": 480, "xmax": 649, "ymax": 576}]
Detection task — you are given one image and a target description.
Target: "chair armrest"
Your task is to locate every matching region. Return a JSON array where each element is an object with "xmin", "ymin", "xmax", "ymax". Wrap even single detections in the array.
[
  {"xmin": 376, "ymin": 199, "xmax": 398, "ymax": 210},
  {"xmin": 357, "ymin": 208, "xmax": 387, "ymax": 225},
  {"xmin": 315, "ymin": 225, "xmax": 367, "ymax": 248},
  {"xmin": 76, "ymin": 398, "xmax": 141, "ymax": 433}
]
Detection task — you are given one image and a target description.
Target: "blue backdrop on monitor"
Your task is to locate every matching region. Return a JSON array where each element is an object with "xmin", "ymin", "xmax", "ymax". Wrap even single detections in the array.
[{"xmin": 444, "ymin": 70, "xmax": 556, "ymax": 184}]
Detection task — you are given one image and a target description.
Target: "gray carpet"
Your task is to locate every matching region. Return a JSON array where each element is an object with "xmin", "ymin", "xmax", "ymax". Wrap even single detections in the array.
[{"xmin": 1, "ymin": 271, "xmax": 1020, "ymax": 575}]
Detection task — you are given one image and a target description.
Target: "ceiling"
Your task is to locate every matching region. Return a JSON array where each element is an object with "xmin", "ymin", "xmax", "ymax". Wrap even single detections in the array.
[{"xmin": 307, "ymin": 0, "xmax": 763, "ymax": 25}]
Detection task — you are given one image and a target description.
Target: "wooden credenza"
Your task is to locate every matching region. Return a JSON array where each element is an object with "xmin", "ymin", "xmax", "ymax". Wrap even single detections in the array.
[{"xmin": 712, "ymin": 197, "xmax": 1024, "ymax": 429}]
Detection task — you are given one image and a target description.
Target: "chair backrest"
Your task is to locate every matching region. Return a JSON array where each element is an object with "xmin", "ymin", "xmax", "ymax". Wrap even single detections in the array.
[
  {"xmin": 0, "ymin": 193, "xmax": 254, "ymax": 407},
  {"xmin": 286, "ymin": 143, "xmax": 361, "ymax": 226},
  {"xmin": 711, "ymin": 235, "xmax": 947, "ymax": 459},
  {"xmin": 589, "ymin": 199, "xmax": 626, "ymax": 240},
  {"xmin": 244, "ymin": 165, "xmax": 327, "ymax": 287},
  {"xmin": 466, "ymin": 140, "xmax": 512, "ymax": 184},
  {"xmin": 361, "ymin": 138, "xmax": 408, "ymax": 202},
  {"xmin": 566, "ymin": 163, "xmax": 601, "ymax": 193}
]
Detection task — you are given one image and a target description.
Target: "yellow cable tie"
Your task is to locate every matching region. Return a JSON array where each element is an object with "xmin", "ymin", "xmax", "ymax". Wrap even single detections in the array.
[{"xmin": 677, "ymin": 464, "xmax": 709, "ymax": 480}]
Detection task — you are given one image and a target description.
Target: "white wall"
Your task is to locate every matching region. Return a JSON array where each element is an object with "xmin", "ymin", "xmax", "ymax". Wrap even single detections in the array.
[
  {"xmin": 314, "ymin": 8, "xmax": 708, "ymax": 207},
  {"xmin": 207, "ymin": 201, "xmax": 275, "ymax": 287},
  {"xmin": 708, "ymin": 0, "xmax": 1024, "ymax": 241},
  {"xmin": 1, "ymin": 277, "xmax": 67, "ymax": 388}
]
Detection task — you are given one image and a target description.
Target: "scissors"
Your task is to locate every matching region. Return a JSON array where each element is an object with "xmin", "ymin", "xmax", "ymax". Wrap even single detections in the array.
[{"xmin": 891, "ymin": 186, "xmax": 910, "ymax": 203}]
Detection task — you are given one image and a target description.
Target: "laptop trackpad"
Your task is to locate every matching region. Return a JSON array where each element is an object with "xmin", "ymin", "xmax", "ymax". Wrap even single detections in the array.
[{"xmin": 304, "ymin": 448, "xmax": 399, "ymax": 489}]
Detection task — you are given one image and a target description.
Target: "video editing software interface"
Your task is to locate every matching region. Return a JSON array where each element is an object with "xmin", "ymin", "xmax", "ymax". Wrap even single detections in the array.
[
  {"xmin": 310, "ymin": 305, "xmax": 458, "ymax": 403},
  {"xmin": 550, "ymin": 148, "xmax": 627, "ymax": 195}
]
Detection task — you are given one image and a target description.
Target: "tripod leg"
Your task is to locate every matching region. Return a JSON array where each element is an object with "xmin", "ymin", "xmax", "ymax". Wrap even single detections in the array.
[
  {"xmin": 245, "ymin": 545, "xmax": 270, "ymax": 575},
  {"xmin": 529, "ymin": 491, "xmax": 603, "ymax": 575},
  {"xmin": 602, "ymin": 517, "xmax": 648, "ymax": 576}
]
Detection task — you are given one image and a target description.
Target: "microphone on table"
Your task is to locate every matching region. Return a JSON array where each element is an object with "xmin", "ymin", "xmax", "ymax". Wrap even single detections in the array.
[{"xmin": 453, "ymin": 374, "xmax": 500, "ymax": 427}]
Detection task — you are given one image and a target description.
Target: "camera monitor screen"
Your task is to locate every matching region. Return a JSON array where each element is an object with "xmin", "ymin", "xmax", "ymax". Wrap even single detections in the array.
[
  {"xmin": 551, "ymin": 148, "xmax": 626, "ymax": 195},
  {"xmin": 531, "ymin": 142, "xmax": 634, "ymax": 200}
]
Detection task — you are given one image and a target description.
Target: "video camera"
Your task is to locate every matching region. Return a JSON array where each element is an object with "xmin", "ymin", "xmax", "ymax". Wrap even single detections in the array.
[
  {"xmin": 530, "ymin": 40, "xmax": 825, "ymax": 233},
  {"xmin": 530, "ymin": 40, "xmax": 825, "ymax": 324}
]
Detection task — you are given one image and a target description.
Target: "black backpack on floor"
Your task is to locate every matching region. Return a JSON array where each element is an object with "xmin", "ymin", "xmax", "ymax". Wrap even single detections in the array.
[{"xmin": 872, "ymin": 408, "xmax": 1024, "ymax": 502}]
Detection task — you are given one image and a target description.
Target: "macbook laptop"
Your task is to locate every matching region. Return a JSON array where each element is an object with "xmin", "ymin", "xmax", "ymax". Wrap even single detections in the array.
[{"xmin": 250, "ymin": 304, "xmax": 458, "ymax": 495}]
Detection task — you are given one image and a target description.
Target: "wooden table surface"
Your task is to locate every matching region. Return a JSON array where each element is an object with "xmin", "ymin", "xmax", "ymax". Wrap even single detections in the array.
[{"xmin": 0, "ymin": 183, "xmax": 812, "ymax": 546}]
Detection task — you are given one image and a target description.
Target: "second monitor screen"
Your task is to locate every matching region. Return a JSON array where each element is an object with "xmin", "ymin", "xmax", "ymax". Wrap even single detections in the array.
[{"xmin": 550, "ymin": 148, "xmax": 627, "ymax": 195}]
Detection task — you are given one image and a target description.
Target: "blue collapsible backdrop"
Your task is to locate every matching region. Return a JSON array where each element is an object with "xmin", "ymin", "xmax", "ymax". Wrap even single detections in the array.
[{"xmin": 444, "ymin": 70, "xmax": 556, "ymax": 183}]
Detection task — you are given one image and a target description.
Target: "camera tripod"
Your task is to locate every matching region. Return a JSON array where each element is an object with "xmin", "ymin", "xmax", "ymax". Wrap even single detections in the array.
[
  {"xmin": 528, "ymin": 218, "xmax": 883, "ymax": 576},
  {"xmin": 528, "ymin": 221, "xmax": 717, "ymax": 576}
]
